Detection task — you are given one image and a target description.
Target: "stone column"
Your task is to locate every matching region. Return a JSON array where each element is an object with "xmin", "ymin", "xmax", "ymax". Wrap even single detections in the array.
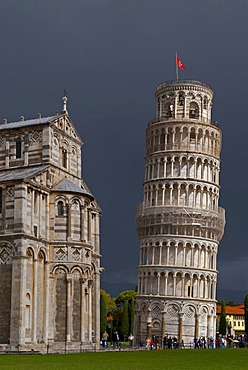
[
  {"xmin": 5, "ymin": 140, "xmax": 9, "ymax": 168},
  {"xmin": 24, "ymin": 144, "xmax": 29, "ymax": 166},
  {"xmin": 43, "ymin": 261, "xmax": 50, "ymax": 343},
  {"xmin": 166, "ymin": 245, "xmax": 170, "ymax": 265},
  {"xmin": 179, "ymin": 313, "xmax": 184, "ymax": 343},
  {"xmin": 80, "ymin": 205, "xmax": 85, "ymax": 241},
  {"xmin": 157, "ymin": 273, "xmax": 160, "ymax": 295},
  {"xmin": 175, "ymin": 244, "xmax": 178, "ymax": 265},
  {"xmin": 45, "ymin": 194, "xmax": 49, "ymax": 240},
  {"xmin": 165, "ymin": 275, "xmax": 168, "ymax": 295},
  {"xmin": 164, "ymin": 159, "xmax": 167, "ymax": 178},
  {"xmin": 182, "ymin": 275, "xmax": 185, "ymax": 297},
  {"xmin": 213, "ymin": 315, "xmax": 216, "ymax": 344},
  {"xmin": 159, "ymin": 245, "xmax": 162, "ymax": 265},
  {"xmin": 94, "ymin": 272, "xmax": 101, "ymax": 347},
  {"xmin": 162, "ymin": 312, "xmax": 166, "ymax": 337},
  {"xmin": 177, "ymin": 184, "xmax": 180, "ymax": 206},
  {"xmin": 171, "ymin": 158, "xmax": 174, "ymax": 177},
  {"xmin": 144, "ymin": 276, "xmax": 148, "ymax": 294},
  {"xmin": 80, "ymin": 278, "xmax": 86, "ymax": 343},
  {"xmin": 190, "ymin": 246, "xmax": 194, "ymax": 267},
  {"xmin": 31, "ymin": 190, "xmax": 34, "ymax": 234},
  {"xmin": 10, "ymin": 255, "xmax": 27, "ymax": 346},
  {"xmin": 173, "ymin": 274, "xmax": 176, "ymax": 296},
  {"xmin": 147, "ymin": 310, "xmax": 152, "ymax": 338},
  {"xmin": 135, "ymin": 314, "xmax": 141, "ymax": 341},
  {"xmin": 39, "ymin": 193, "xmax": 42, "ymax": 237},
  {"xmin": 88, "ymin": 210, "xmax": 92, "ymax": 242},
  {"xmin": 32, "ymin": 258, "xmax": 38, "ymax": 343},
  {"xmin": 183, "ymin": 246, "xmax": 186, "ymax": 266},
  {"xmin": 207, "ymin": 314, "xmax": 211, "ymax": 340},
  {"xmin": 152, "ymin": 246, "xmax": 155, "ymax": 265},
  {"xmin": 88, "ymin": 280, "xmax": 93, "ymax": 342},
  {"xmin": 1, "ymin": 187, "xmax": 6, "ymax": 233},
  {"xmin": 162, "ymin": 185, "xmax": 165, "ymax": 205},
  {"xmin": 67, "ymin": 204, "xmax": 72, "ymax": 240},
  {"xmin": 66, "ymin": 276, "xmax": 72, "ymax": 342},
  {"xmin": 195, "ymin": 313, "xmax": 200, "ymax": 339}
]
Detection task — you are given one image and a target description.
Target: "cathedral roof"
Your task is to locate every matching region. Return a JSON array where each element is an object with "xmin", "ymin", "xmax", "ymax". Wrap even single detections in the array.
[
  {"xmin": 0, "ymin": 165, "xmax": 48, "ymax": 181},
  {"xmin": 52, "ymin": 178, "xmax": 94, "ymax": 199},
  {"xmin": 0, "ymin": 116, "xmax": 57, "ymax": 130}
]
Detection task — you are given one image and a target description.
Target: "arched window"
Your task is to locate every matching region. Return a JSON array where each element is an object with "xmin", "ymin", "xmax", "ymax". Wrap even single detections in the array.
[
  {"xmin": 16, "ymin": 138, "xmax": 22, "ymax": 159},
  {"xmin": 189, "ymin": 102, "xmax": 199, "ymax": 119},
  {"xmin": 57, "ymin": 201, "xmax": 64, "ymax": 216}
]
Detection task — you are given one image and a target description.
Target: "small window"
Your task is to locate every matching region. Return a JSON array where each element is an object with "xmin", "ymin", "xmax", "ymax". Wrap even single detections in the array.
[
  {"xmin": 204, "ymin": 97, "xmax": 208, "ymax": 109},
  {"xmin": 16, "ymin": 138, "xmax": 22, "ymax": 159},
  {"xmin": 57, "ymin": 201, "xmax": 64, "ymax": 216},
  {"xmin": 34, "ymin": 192, "xmax": 38, "ymax": 214},
  {"xmin": 188, "ymin": 286, "xmax": 191, "ymax": 297},
  {"xmin": 62, "ymin": 149, "xmax": 67, "ymax": 168},
  {"xmin": 179, "ymin": 95, "xmax": 184, "ymax": 106},
  {"xmin": 190, "ymin": 133, "xmax": 196, "ymax": 142},
  {"xmin": 189, "ymin": 102, "xmax": 199, "ymax": 119},
  {"xmin": 34, "ymin": 225, "xmax": 38, "ymax": 237}
]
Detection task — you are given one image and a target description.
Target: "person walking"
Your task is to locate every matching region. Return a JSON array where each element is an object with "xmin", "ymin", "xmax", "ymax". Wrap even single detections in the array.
[
  {"xmin": 102, "ymin": 331, "xmax": 109, "ymax": 348},
  {"xmin": 128, "ymin": 333, "xmax": 134, "ymax": 348}
]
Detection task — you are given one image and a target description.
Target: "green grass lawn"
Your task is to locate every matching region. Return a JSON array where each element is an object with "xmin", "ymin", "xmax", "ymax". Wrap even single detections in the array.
[{"xmin": 0, "ymin": 349, "xmax": 248, "ymax": 370}]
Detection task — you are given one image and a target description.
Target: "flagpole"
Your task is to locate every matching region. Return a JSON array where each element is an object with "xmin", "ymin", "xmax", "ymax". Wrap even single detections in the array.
[{"xmin": 176, "ymin": 52, "xmax": 178, "ymax": 81}]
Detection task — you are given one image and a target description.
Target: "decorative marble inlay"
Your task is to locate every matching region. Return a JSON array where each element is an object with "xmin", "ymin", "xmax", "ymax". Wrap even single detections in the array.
[
  {"xmin": 185, "ymin": 306, "xmax": 195, "ymax": 318},
  {"xmin": 7, "ymin": 187, "xmax": 14, "ymax": 197},
  {"xmin": 167, "ymin": 305, "xmax": 179, "ymax": 317},
  {"xmin": 152, "ymin": 305, "xmax": 161, "ymax": 317},
  {"xmin": 0, "ymin": 138, "xmax": 4, "ymax": 146},
  {"xmin": 30, "ymin": 131, "xmax": 41, "ymax": 142},
  {"xmin": 72, "ymin": 248, "xmax": 81, "ymax": 261},
  {"xmin": 55, "ymin": 247, "xmax": 67, "ymax": 261},
  {"xmin": 0, "ymin": 246, "xmax": 13, "ymax": 264}
]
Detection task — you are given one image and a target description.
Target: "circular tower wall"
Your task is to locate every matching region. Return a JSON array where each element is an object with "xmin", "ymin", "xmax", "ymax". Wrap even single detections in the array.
[{"xmin": 135, "ymin": 80, "xmax": 225, "ymax": 346}]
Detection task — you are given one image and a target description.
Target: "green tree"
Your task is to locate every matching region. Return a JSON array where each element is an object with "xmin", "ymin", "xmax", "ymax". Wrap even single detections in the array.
[
  {"xmin": 100, "ymin": 289, "xmax": 116, "ymax": 314},
  {"xmin": 115, "ymin": 290, "xmax": 137, "ymax": 305},
  {"xmin": 129, "ymin": 297, "xmax": 135, "ymax": 334},
  {"xmin": 100, "ymin": 291, "xmax": 107, "ymax": 335},
  {"xmin": 219, "ymin": 300, "xmax": 227, "ymax": 335},
  {"xmin": 121, "ymin": 300, "xmax": 129, "ymax": 339},
  {"xmin": 244, "ymin": 293, "xmax": 248, "ymax": 336}
]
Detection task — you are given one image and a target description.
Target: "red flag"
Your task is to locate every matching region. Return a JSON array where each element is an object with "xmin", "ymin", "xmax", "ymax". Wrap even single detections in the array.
[{"xmin": 176, "ymin": 56, "xmax": 185, "ymax": 70}]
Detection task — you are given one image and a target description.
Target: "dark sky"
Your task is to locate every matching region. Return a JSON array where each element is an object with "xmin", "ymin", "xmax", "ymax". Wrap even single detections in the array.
[{"xmin": 0, "ymin": 0, "xmax": 247, "ymax": 298}]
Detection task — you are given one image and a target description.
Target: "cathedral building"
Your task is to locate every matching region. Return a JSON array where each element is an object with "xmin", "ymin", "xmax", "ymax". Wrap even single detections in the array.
[
  {"xmin": 0, "ymin": 97, "xmax": 101, "ymax": 353},
  {"xmin": 135, "ymin": 80, "xmax": 225, "ymax": 345}
]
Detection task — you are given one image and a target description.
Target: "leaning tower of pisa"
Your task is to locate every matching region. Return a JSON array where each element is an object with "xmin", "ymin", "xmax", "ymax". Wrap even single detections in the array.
[{"xmin": 135, "ymin": 80, "xmax": 225, "ymax": 346}]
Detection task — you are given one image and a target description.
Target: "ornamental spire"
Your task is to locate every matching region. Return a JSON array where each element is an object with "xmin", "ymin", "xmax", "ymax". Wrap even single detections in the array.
[{"xmin": 62, "ymin": 89, "xmax": 68, "ymax": 113}]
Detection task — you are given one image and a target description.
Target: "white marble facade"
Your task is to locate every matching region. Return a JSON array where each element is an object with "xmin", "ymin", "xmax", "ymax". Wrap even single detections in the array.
[
  {"xmin": 0, "ymin": 99, "xmax": 101, "ymax": 352},
  {"xmin": 135, "ymin": 80, "xmax": 225, "ymax": 345}
]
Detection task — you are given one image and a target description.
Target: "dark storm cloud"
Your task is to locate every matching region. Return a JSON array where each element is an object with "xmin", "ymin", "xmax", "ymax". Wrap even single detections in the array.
[{"xmin": 0, "ymin": 0, "xmax": 247, "ymax": 299}]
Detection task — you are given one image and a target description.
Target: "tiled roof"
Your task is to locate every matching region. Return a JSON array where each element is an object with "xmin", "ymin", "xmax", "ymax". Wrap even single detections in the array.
[
  {"xmin": 52, "ymin": 178, "xmax": 94, "ymax": 199},
  {"xmin": 0, "ymin": 116, "xmax": 56, "ymax": 130},
  {"xmin": 0, "ymin": 165, "xmax": 49, "ymax": 182},
  {"xmin": 216, "ymin": 304, "xmax": 244, "ymax": 315}
]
